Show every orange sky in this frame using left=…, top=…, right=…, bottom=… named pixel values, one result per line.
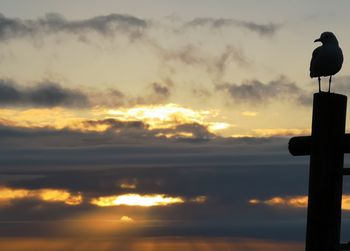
left=1, top=1, right=350, bottom=250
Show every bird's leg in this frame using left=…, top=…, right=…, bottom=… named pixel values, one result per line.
left=318, top=77, right=321, bottom=92
left=328, top=75, right=332, bottom=93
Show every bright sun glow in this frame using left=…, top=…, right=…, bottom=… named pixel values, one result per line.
left=106, top=104, right=229, bottom=132
left=91, top=193, right=185, bottom=207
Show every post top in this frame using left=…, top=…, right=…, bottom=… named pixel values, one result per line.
left=314, top=92, right=347, bottom=100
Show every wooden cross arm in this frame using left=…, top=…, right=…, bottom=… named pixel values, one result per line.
left=289, top=136, right=311, bottom=156
left=289, top=134, right=350, bottom=156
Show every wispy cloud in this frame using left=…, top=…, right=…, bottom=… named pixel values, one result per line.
left=183, top=17, right=281, bottom=36
left=0, top=13, right=146, bottom=41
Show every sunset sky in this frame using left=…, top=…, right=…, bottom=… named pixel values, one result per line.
left=1, top=1, right=350, bottom=250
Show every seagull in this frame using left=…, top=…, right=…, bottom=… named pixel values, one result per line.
left=310, top=31, right=343, bottom=92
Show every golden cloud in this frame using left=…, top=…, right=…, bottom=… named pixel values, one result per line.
left=231, top=128, right=310, bottom=138
left=249, top=195, right=350, bottom=210
left=0, top=187, right=83, bottom=206
left=120, top=215, right=134, bottom=223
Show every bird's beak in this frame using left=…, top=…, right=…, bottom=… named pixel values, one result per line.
left=314, top=38, right=321, bottom=43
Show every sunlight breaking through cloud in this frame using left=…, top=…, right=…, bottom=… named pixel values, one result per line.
left=0, top=103, right=232, bottom=138
left=90, top=193, right=185, bottom=207
left=106, top=104, right=230, bottom=132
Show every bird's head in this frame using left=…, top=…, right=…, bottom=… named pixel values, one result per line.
left=314, top=32, right=339, bottom=45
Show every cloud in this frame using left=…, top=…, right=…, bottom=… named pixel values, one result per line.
left=83, top=118, right=147, bottom=132
left=184, top=18, right=281, bottom=36
left=151, top=43, right=251, bottom=78
left=0, top=186, right=82, bottom=206
left=152, top=82, right=171, bottom=98
left=0, top=78, right=175, bottom=108
left=120, top=215, right=134, bottom=223
left=0, top=13, right=280, bottom=43
left=215, top=46, right=251, bottom=75
left=0, top=79, right=89, bottom=107
left=80, top=118, right=214, bottom=140
left=216, top=76, right=310, bottom=105
left=249, top=195, right=350, bottom=211
left=0, top=13, right=147, bottom=41
left=172, top=122, right=215, bottom=140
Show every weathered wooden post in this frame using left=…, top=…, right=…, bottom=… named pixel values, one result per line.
left=289, top=92, right=349, bottom=251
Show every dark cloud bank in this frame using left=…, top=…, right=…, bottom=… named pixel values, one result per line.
left=0, top=79, right=174, bottom=108
left=2, top=121, right=349, bottom=242
left=0, top=79, right=88, bottom=107
left=216, top=76, right=312, bottom=105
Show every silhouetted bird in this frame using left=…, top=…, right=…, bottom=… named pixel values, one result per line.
left=310, top=32, right=343, bottom=92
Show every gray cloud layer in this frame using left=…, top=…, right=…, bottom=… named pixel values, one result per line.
left=0, top=79, right=88, bottom=107
left=0, top=13, right=146, bottom=41
left=0, top=78, right=176, bottom=108
left=216, top=77, right=311, bottom=105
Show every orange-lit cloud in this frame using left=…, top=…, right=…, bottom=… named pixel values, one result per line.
left=0, top=187, right=83, bottom=206
left=0, top=187, right=206, bottom=208
left=251, top=128, right=310, bottom=137
left=231, top=128, right=310, bottom=138
left=120, top=216, right=134, bottom=223
left=90, top=193, right=184, bottom=207
left=249, top=195, right=350, bottom=210
left=0, top=108, right=88, bottom=129
left=189, top=195, right=207, bottom=203
left=119, top=180, right=137, bottom=190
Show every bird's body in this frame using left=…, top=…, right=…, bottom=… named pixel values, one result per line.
left=310, top=32, right=343, bottom=92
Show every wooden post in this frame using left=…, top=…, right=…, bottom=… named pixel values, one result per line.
left=306, top=93, right=347, bottom=251
left=290, top=92, right=347, bottom=251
